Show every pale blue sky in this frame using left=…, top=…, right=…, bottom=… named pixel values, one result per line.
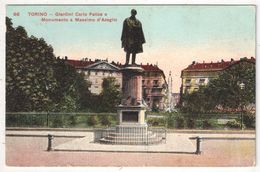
left=6, top=5, right=255, bottom=92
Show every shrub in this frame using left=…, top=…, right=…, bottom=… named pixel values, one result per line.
left=166, top=114, right=175, bottom=128
left=68, top=115, right=77, bottom=126
left=51, top=115, right=63, bottom=128
left=87, top=116, right=98, bottom=126
left=175, top=116, right=185, bottom=129
left=147, top=118, right=164, bottom=126
left=202, top=120, right=211, bottom=129
left=243, top=113, right=255, bottom=129
left=186, top=119, right=195, bottom=129
left=99, top=115, right=111, bottom=126
left=226, top=120, right=241, bottom=129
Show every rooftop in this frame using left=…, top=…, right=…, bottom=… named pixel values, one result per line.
left=183, top=57, right=255, bottom=71
left=66, top=59, right=95, bottom=68
left=66, top=58, right=164, bottom=73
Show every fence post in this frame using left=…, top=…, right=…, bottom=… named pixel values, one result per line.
left=47, top=112, right=49, bottom=128
left=195, top=136, right=202, bottom=155
left=147, top=127, right=149, bottom=145
left=164, top=128, right=167, bottom=143
left=47, top=134, right=54, bottom=151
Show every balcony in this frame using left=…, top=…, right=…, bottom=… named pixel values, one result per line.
left=147, top=92, right=164, bottom=97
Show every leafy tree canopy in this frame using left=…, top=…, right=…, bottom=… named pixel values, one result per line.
left=6, top=17, right=92, bottom=112
left=99, top=77, right=122, bottom=112
left=181, top=59, right=255, bottom=113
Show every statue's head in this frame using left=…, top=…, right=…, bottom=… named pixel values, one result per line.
left=131, top=9, right=137, bottom=16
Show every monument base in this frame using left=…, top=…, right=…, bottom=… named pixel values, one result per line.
left=117, top=105, right=146, bottom=125
left=96, top=65, right=166, bottom=145
left=99, top=124, right=165, bottom=145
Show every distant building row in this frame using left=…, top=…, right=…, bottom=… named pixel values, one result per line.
left=180, top=57, right=255, bottom=94
left=66, top=56, right=255, bottom=111
left=66, top=58, right=167, bottom=110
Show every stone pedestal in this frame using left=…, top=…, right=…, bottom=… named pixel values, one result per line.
left=98, top=65, right=165, bottom=145
left=121, top=66, right=144, bottom=106
left=117, top=105, right=147, bottom=126
left=118, top=66, right=146, bottom=126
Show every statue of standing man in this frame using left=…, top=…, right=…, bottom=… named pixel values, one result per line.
left=121, top=9, right=145, bottom=66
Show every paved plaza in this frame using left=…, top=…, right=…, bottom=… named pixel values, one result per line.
left=4, top=129, right=256, bottom=166
left=53, top=133, right=195, bottom=153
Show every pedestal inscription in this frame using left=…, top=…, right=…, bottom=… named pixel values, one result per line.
left=122, top=111, right=138, bottom=122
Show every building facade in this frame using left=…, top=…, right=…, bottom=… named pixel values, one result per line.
left=181, top=57, right=255, bottom=94
left=141, top=64, right=167, bottom=111
left=66, top=58, right=167, bottom=110
left=67, top=59, right=122, bottom=94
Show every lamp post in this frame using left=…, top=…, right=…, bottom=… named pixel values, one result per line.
left=239, top=82, right=245, bottom=130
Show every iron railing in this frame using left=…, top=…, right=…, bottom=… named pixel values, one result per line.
left=6, top=112, right=243, bottom=129
left=94, top=127, right=166, bottom=145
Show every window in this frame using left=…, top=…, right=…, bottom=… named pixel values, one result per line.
left=185, top=79, right=191, bottom=83
left=199, top=79, right=205, bottom=84
left=153, top=80, right=159, bottom=87
left=185, top=86, right=191, bottom=93
left=95, top=72, right=98, bottom=75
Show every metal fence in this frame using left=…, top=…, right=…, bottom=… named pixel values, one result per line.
left=6, top=112, right=243, bottom=129
left=94, top=127, right=166, bottom=145
left=6, top=112, right=117, bottom=128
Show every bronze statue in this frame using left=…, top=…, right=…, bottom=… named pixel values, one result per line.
left=121, top=9, right=145, bottom=65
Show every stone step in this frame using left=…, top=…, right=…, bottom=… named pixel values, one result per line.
left=106, top=131, right=155, bottom=137
left=104, top=133, right=158, bottom=140
left=99, top=137, right=163, bottom=145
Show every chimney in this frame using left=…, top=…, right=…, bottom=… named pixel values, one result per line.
left=231, top=58, right=234, bottom=62
left=221, top=59, right=224, bottom=62
left=192, top=61, right=196, bottom=65
left=64, top=56, right=68, bottom=60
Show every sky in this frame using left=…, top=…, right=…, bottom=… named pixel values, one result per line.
left=6, top=5, right=256, bottom=92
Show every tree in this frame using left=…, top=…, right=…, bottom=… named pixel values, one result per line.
left=208, top=59, right=255, bottom=110
left=6, top=17, right=57, bottom=111
left=181, top=59, right=255, bottom=113
left=49, top=58, right=92, bottom=112
left=99, top=77, right=121, bottom=112
left=6, top=17, right=92, bottom=112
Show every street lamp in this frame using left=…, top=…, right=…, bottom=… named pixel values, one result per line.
left=239, top=82, right=245, bottom=130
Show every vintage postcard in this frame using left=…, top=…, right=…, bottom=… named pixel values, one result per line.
left=1, top=1, right=258, bottom=171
